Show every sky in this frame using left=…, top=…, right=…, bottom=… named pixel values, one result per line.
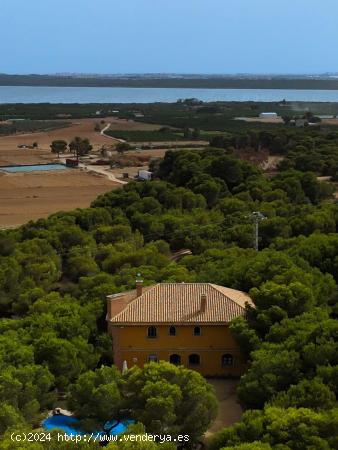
left=1, top=0, right=338, bottom=75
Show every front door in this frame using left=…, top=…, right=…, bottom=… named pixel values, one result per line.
left=169, top=354, right=181, bottom=365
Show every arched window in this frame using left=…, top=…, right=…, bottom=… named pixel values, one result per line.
left=189, top=354, right=200, bottom=366
left=170, top=354, right=181, bottom=365
left=148, top=355, right=158, bottom=363
left=169, top=326, right=176, bottom=336
left=193, top=326, right=201, bottom=336
left=147, top=326, right=157, bottom=338
left=222, top=354, right=234, bottom=367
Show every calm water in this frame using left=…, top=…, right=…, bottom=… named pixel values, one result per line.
left=1, top=86, right=338, bottom=103
left=0, top=164, right=68, bottom=173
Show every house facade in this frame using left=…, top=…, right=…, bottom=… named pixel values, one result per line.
left=107, top=282, right=253, bottom=377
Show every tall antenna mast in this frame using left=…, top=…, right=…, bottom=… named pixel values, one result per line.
left=250, top=211, right=266, bottom=251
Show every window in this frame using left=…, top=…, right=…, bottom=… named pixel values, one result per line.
left=169, top=354, right=181, bottom=365
left=222, top=354, right=234, bottom=367
left=148, top=355, right=158, bottom=363
left=169, top=326, right=176, bottom=336
left=188, top=354, right=200, bottom=366
left=147, top=326, right=157, bottom=338
left=193, top=326, right=201, bottom=336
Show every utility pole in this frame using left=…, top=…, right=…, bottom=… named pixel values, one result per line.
left=250, top=211, right=266, bottom=251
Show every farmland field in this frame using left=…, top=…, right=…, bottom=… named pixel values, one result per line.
left=0, top=117, right=133, bottom=226
left=0, top=170, right=119, bottom=228
left=0, top=115, right=184, bottom=226
left=0, top=117, right=119, bottom=166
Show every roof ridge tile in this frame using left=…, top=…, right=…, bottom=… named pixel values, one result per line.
left=109, top=282, right=252, bottom=324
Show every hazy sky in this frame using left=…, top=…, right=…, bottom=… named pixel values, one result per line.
left=1, top=0, right=337, bottom=75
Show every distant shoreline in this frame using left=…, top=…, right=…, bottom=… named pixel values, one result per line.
left=2, top=74, right=338, bottom=90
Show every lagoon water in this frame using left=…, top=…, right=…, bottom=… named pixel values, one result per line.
left=1, top=86, right=338, bottom=104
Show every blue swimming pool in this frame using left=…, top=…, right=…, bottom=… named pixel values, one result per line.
left=0, top=164, right=68, bottom=173
left=42, top=414, right=131, bottom=437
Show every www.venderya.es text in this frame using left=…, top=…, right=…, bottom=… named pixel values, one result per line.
left=11, top=432, right=190, bottom=444
left=59, top=432, right=190, bottom=443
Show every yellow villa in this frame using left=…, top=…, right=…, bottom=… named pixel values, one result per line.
left=106, top=281, right=253, bottom=377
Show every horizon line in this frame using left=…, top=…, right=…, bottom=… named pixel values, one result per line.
left=1, top=72, right=338, bottom=78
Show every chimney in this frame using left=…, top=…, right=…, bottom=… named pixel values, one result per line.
left=136, top=273, right=143, bottom=297
left=200, top=293, right=207, bottom=313
left=106, top=293, right=125, bottom=320
left=107, top=296, right=113, bottom=320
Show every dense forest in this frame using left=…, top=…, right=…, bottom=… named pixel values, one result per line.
left=0, top=128, right=338, bottom=448
left=210, top=127, right=338, bottom=178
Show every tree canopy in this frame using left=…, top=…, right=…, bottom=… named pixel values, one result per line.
left=0, top=125, right=338, bottom=446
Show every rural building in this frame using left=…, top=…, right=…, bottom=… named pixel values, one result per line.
left=107, top=282, right=253, bottom=377
left=101, top=149, right=113, bottom=158
left=65, top=158, right=79, bottom=167
left=138, top=169, right=153, bottom=181
left=259, top=112, right=278, bottom=119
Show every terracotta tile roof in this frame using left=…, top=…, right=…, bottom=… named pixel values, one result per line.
left=108, top=283, right=253, bottom=324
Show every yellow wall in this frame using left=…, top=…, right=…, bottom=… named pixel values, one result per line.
left=109, top=324, right=246, bottom=377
